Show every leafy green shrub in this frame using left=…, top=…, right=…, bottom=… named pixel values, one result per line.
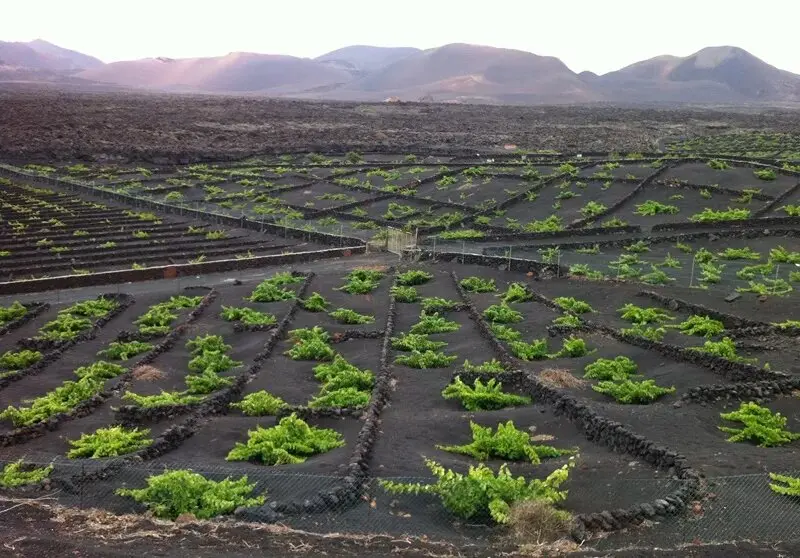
left=462, top=359, right=506, bottom=373
left=410, top=313, right=460, bottom=334
left=634, top=200, right=679, bottom=216
left=117, top=470, right=264, bottom=519
left=1, top=374, right=111, bottom=426
left=620, top=323, right=667, bottom=342
left=302, top=292, right=329, bottom=312
left=438, top=421, right=574, bottom=464
left=659, top=253, right=682, bottom=269
left=580, top=201, right=607, bottom=218
left=769, top=473, right=800, bottom=496
left=383, top=203, right=416, bottom=220
left=718, top=247, right=761, bottom=261
left=499, top=283, right=532, bottom=304
left=508, top=339, right=549, bottom=361
left=247, top=281, right=296, bottom=302
left=67, top=426, right=152, bottom=458
left=437, top=229, right=484, bottom=240
left=312, top=355, right=374, bottom=391
left=670, top=315, right=724, bottom=338
left=689, top=337, right=756, bottom=364
left=420, top=297, right=459, bottom=313
left=524, top=215, right=564, bottom=233
left=483, top=304, right=523, bottom=324
left=738, top=278, right=793, bottom=297
left=0, top=301, right=27, bottom=325
left=460, top=276, right=497, bottom=293
left=618, top=304, right=673, bottom=325
left=231, top=391, right=286, bottom=416
left=779, top=205, right=800, bottom=217
left=340, top=269, right=384, bottom=294
left=490, top=323, right=523, bottom=341
left=285, top=332, right=335, bottom=361
left=770, top=246, right=800, bottom=264
left=719, top=402, right=800, bottom=447
left=689, top=207, right=750, bottom=222
left=391, top=285, right=420, bottom=302
left=552, top=314, right=582, bottom=328
left=548, top=336, right=594, bottom=358
left=35, top=314, right=93, bottom=342
left=391, top=333, right=447, bottom=352
left=593, top=379, right=675, bottom=404
left=640, top=266, right=674, bottom=285
left=443, top=377, right=531, bottom=411
left=0, top=460, right=53, bottom=488
left=309, top=387, right=371, bottom=409
left=698, top=261, right=724, bottom=284
left=624, top=241, right=651, bottom=253
left=754, top=168, right=777, bottom=181
left=328, top=308, right=374, bottom=324
left=707, top=159, right=730, bottom=170
left=601, top=217, right=628, bottom=228
left=675, top=241, right=693, bottom=253
left=0, top=349, right=42, bottom=371
left=553, top=297, right=593, bottom=314
left=122, top=391, right=204, bottom=408
left=773, top=320, right=800, bottom=330
left=569, top=264, right=605, bottom=280
left=185, top=368, right=234, bottom=395
left=380, top=459, right=571, bottom=524
left=98, top=341, right=153, bottom=361
left=220, top=307, right=276, bottom=326
left=395, top=350, right=457, bottom=368
left=396, top=270, right=433, bottom=286
left=227, top=413, right=344, bottom=465
left=584, top=356, right=637, bottom=381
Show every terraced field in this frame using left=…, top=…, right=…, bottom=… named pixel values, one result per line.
left=1, top=148, right=799, bottom=555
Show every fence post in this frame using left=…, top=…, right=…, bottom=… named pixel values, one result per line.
left=461, top=241, right=466, bottom=264
left=689, top=256, right=696, bottom=288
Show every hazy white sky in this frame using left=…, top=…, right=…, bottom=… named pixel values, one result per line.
left=2, top=0, right=797, bottom=74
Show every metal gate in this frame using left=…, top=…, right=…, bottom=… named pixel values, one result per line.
left=387, top=227, right=417, bottom=256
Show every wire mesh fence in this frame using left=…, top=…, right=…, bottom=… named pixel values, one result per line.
left=1, top=456, right=799, bottom=547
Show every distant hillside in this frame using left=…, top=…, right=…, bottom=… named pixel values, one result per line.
left=79, top=52, right=352, bottom=93
left=595, top=46, right=800, bottom=103
left=0, top=39, right=102, bottom=71
left=315, top=45, right=420, bottom=73
left=5, top=39, right=800, bottom=104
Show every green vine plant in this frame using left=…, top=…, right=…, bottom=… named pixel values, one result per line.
left=483, top=304, right=523, bottom=324
left=553, top=297, right=594, bottom=314
left=391, top=333, right=447, bottom=352
left=769, top=473, right=800, bottom=497
left=552, top=314, right=582, bottom=328
left=593, top=379, right=676, bottom=404
left=421, top=297, right=460, bottom=313
left=396, top=270, right=433, bottom=286
left=618, top=303, right=674, bottom=325
left=437, top=421, right=575, bottom=464
left=490, top=323, right=523, bottom=342
left=285, top=327, right=335, bottom=361
left=443, top=377, right=531, bottom=411
left=620, top=323, right=667, bottom=342
left=309, top=355, right=374, bottom=408
left=67, top=426, right=152, bottom=458
left=0, top=301, right=27, bottom=326
left=509, top=338, right=549, bottom=360
left=116, top=470, right=265, bottom=519
left=302, top=292, right=330, bottom=312
left=668, top=315, right=724, bottom=338
left=390, top=285, right=420, bottom=303
left=689, top=337, right=757, bottom=364
left=231, top=390, right=287, bottom=416
left=98, top=341, right=153, bottom=361
left=328, top=308, right=375, bottom=325
left=339, top=268, right=384, bottom=294
left=220, top=307, right=277, bottom=326
left=583, top=356, right=637, bottom=381
left=379, top=459, right=573, bottom=524
left=226, top=413, right=344, bottom=465
left=0, top=349, right=42, bottom=372
left=0, top=460, right=53, bottom=488
left=719, top=402, right=800, bottom=447
left=460, top=276, right=497, bottom=293
left=409, top=313, right=460, bottom=334
left=462, top=359, right=507, bottom=373
left=395, top=350, right=457, bottom=369
left=500, top=283, right=533, bottom=304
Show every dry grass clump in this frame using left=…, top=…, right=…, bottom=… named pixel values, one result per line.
left=537, top=368, right=586, bottom=390
left=507, top=500, right=577, bottom=555
left=131, top=365, right=165, bottom=381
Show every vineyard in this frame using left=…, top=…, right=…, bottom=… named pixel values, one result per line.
left=1, top=147, right=800, bottom=555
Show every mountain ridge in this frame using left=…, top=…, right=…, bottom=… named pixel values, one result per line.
left=3, top=40, right=800, bottom=104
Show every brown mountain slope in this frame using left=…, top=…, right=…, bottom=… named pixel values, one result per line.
left=596, top=46, right=800, bottom=103
left=0, top=40, right=102, bottom=71
left=315, top=46, right=420, bottom=73
left=339, top=43, right=596, bottom=102
left=78, top=52, right=353, bottom=92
